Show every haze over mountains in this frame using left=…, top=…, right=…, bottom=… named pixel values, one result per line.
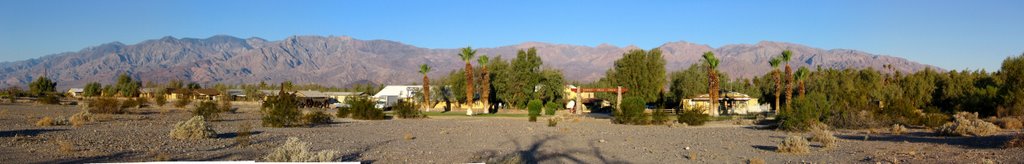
left=0, top=35, right=939, bottom=89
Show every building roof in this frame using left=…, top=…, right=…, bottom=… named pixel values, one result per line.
left=140, top=88, right=158, bottom=93
left=193, top=89, right=221, bottom=96
left=374, top=85, right=422, bottom=98
left=68, top=88, right=84, bottom=93
left=692, top=91, right=752, bottom=101
left=322, top=92, right=365, bottom=97
left=296, top=91, right=328, bottom=98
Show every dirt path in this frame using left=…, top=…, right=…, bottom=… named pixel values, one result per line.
left=1, top=103, right=1022, bottom=163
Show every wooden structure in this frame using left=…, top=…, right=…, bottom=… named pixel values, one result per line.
left=569, top=86, right=629, bottom=114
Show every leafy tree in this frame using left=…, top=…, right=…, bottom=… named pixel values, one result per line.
left=537, top=69, right=565, bottom=103
left=115, top=73, right=141, bottom=97
left=795, top=67, right=810, bottom=97
left=1000, top=53, right=1024, bottom=116
left=477, top=55, right=491, bottom=113
left=458, top=46, right=477, bottom=113
left=670, top=64, right=729, bottom=106
left=702, top=52, right=720, bottom=116
left=419, top=64, right=432, bottom=110
left=493, top=48, right=543, bottom=108
left=187, top=82, right=202, bottom=89
left=83, top=82, right=102, bottom=97
left=603, top=48, right=666, bottom=103
left=261, top=86, right=301, bottom=127
left=29, top=76, right=56, bottom=97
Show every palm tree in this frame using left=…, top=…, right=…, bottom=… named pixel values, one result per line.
left=419, top=64, right=432, bottom=111
left=477, top=55, right=490, bottom=114
left=795, top=66, right=810, bottom=97
left=458, top=46, right=477, bottom=115
left=769, top=57, right=782, bottom=114
left=781, top=50, right=794, bottom=111
left=702, top=51, right=720, bottom=116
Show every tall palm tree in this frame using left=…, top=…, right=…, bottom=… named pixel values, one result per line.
left=781, top=50, right=794, bottom=111
left=419, top=64, right=432, bottom=111
left=795, top=66, right=810, bottom=97
left=458, top=46, right=477, bottom=115
left=477, top=55, right=490, bottom=114
left=769, top=57, right=782, bottom=114
left=702, top=51, right=720, bottom=116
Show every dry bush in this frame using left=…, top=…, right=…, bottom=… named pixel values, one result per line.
left=300, top=111, right=332, bottom=126
left=36, top=116, right=67, bottom=126
left=995, top=118, right=1023, bottom=130
left=937, top=112, right=1000, bottom=136
left=1006, top=133, right=1024, bottom=148
left=808, top=123, right=838, bottom=148
left=263, top=137, right=338, bottom=162
left=236, top=124, right=252, bottom=148
left=891, top=124, right=908, bottom=135
left=547, top=117, right=560, bottom=127
left=777, top=135, right=810, bottom=153
left=57, top=139, right=75, bottom=153
left=748, top=157, right=766, bottom=164
left=169, top=116, right=217, bottom=140
left=89, top=97, right=126, bottom=114
left=0, top=108, right=8, bottom=117
left=69, top=110, right=94, bottom=127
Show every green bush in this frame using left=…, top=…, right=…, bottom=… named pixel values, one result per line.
left=301, top=111, right=332, bottom=126
left=393, top=100, right=424, bottom=119
left=262, top=90, right=301, bottom=127
left=336, top=107, right=351, bottom=118
left=677, top=108, right=708, bottom=126
left=349, top=96, right=385, bottom=120
left=779, top=93, right=830, bottom=131
left=154, top=94, right=167, bottom=107
left=36, top=94, right=60, bottom=105
left=614, top=97, right=648, bottom=125
left=136, top=97, right=150, bottom=107
left=544, top=101, right=559, bottom=116
left=651, top=109, right=671, bottom=125
left=528, top=99, right=542, bottom=122
left=174, top=98, right=192, bottom=108
left=89, top=97, right=125, bottom=114
left=192, top=101, right=220, bottom=120
left=121, top=98, right=141, bottom=109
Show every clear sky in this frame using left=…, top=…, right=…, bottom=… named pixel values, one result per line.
left=1, top=0, right=1021, bottom=71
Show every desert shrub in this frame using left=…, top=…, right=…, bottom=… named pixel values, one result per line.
left=262, top=90, right=301, bottom=127
left=36, top=116, right=57, bottom=126
left=191, top=101, right=220, bottom=120
left=89, top=97, right=126, bottom=114
left=136, top=97, right=150, bottom=107
left=937, top=112, right=1000, bottom=136
left=548, top=117, right=559, bottom=127
left=168, top=116, right=216, bottom=140
left=544, top=101, right=559, bottom=116
left=174, top=98, right=192, bottom=108
left=780, top=93, right=830, bottom=131
left=1006, top=133, right=1024, bottom=148
left=154, top=94, right=167, bottom=107
left=677, top=107, right=709, bottom=126
left=777, top=135, right=810, bottom=153
left=335, top=107, right=351, bottom=118
left=263, top=137, right=338, bottom=162
left=651, top=109, right=670, bottom=125
left=70, top=110, right=93, bottom=127
left=393, top=100, right=424, bottom=119
left=748, top=157, right=766, bottom=164
left=528, top=99, right=542, bottom=122
left=995, top=118, right=1023, bottom=130
left=300, top=111, right=332, bottom=126
left=121, top=98, right=141, bottom=109
left=808, top=123, right=838, bottom=148
left=218, top=96, right=234, bottom=113
left=891, top=124, right=908, bottom=135
left=614, top=97, right=648, bottom=125
left=236, top=124, right=252, bottom=148
left=349, top=96, right=385, bottom=120
left=920, top=113, right=950, bottom=128
left=36, top=94, right=60, bottom=105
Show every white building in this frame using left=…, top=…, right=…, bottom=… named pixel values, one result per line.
left=373, top=85, right=423, bottom=108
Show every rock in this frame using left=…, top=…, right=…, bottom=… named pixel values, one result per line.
left=599, top=139, right=607, bottom=143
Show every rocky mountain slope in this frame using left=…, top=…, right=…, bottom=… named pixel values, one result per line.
left=0, top=35, right=939, bottom=88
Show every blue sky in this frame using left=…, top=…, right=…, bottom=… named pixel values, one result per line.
left=1, top=0, right=1021, bottom=71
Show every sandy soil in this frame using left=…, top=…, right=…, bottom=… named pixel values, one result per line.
left=1, top=103, right=1022, bottom=163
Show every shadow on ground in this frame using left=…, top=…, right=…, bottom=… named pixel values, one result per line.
left=474, top=135, right=628, bottom=164
left=836, top=132, right=1013, bottom=149
left=0, top=129, right=65, bottom=137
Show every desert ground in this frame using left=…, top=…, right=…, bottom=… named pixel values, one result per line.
left=1, top=103, right=1022, bottom=163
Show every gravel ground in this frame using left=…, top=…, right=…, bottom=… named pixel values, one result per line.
left=1, top=103, right=1023, bottom=163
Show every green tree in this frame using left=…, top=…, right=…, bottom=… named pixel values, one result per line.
left=670, top=64, right=729, bottom=107
left=83, top=82, right=102, bottom=97
left=29, top=76, right=56, bottom=97
left=702, top=52, right=720, bottom=116
left=1000, top=53, right=1024, bottom=116
left=419, top=64, right=432, bottom=110
left=537, top=69, right=565, bottom=103
left=795, top=67, right=810, bottom=97
left=494, top=48, right=543, bottom=108
left=187, top=82, right=202, bottom=89
left=261, top=86, right=301, bottom=127
left=603, top=48, right=666, bottom=103
left=115, top=73, right=141, bottom=97
left=458, top=46, right=477, bottom=113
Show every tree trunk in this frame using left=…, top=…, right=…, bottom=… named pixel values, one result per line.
left=785, top=64, right=793, bottom=111
left=481, top=66, right=490, bottom=114
left=708, top=68, right=719, bottom=116
left=423, top=75, right=431, bottom=111
left=798, top=81, right=805, bottom=98
left=774, top=71, right=781, bottom=114
left=465, top=62, right=474, bottom=114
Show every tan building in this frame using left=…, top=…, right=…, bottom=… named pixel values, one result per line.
left=683, top=91, right=765, bottom=116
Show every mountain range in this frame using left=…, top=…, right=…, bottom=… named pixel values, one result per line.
left=0, top=35, right=940, bottom=89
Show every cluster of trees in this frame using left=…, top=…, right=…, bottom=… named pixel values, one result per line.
left=431, top=47, right=566, bottom=112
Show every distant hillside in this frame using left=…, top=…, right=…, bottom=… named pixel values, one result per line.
left=0, top=35, right=940, bottom=89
